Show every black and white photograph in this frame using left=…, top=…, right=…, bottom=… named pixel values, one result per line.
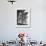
left=16, top=8, right=31, bottom=28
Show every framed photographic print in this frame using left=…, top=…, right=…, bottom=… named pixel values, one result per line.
left=16, top=8, right=31, bottom=28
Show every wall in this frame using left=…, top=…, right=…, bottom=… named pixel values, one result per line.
left=0, top=0, right=46, bottom=41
